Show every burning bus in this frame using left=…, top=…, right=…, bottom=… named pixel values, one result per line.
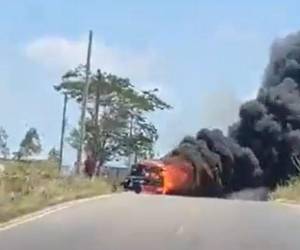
left=122, top=150, right=223, bottom=196
left=121, top=130, right=265, bottom=197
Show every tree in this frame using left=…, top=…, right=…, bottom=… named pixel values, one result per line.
left=119, top=88, right=169, bottom=163
left=48, top=147, right=60, bottom=162
left=0, top=127, right=9, bottom=158
left=124, top=116, right=158, bottom=163
left=55, top=66, right=171, bottom=167
left=18, top=128, right=42, bottom=158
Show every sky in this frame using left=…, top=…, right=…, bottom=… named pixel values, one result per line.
left=1, top=0, right=300, bottom=165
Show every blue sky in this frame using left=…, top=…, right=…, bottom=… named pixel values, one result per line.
left=1, top=1, right=300, bottom=164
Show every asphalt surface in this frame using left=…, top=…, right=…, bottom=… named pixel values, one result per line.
left=225, top=187, right=270, bottom=201
left=0, top=193, right=300, bottom=250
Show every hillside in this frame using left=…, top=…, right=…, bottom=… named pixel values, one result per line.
left=0, top=160, right=112, bottom=223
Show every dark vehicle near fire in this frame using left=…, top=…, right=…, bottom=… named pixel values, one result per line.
left=121, top=161, right=164, bottom=194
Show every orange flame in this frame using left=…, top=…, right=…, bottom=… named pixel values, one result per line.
left=162, top=163, right=192, bottom=194
left=139, top=158, right=195, bottom=195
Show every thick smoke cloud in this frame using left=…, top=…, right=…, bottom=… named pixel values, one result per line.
left=169, top=129, right=263, bottom=193
left=169, top=31, right=300, bottom=193
left=232, top=31, right=300, bottom=187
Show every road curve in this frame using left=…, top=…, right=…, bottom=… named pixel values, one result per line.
left=0, top=193, right=300, bottom=250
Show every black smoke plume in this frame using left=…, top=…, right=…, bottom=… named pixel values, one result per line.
left=169, top=31, right=300, bottom=193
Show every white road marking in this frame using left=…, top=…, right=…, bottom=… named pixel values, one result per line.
left=0, top=194, right=112, bottom=232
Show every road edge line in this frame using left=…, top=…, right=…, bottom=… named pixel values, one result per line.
left=273, top=198, right=300, bottom=208
left=0, top=194, right=112, bottom=232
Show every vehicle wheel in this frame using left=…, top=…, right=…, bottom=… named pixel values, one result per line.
left=134, top=184, right=142, bottom=194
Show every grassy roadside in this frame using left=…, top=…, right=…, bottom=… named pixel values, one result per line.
left=0, top=160, right=113, bottom=223
left=271, top=176, right=300, bottom=203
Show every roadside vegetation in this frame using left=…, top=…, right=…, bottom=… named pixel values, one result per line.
left=271, top=176, right=300, bottom=203
left=0, top=160, right=112, bottom=223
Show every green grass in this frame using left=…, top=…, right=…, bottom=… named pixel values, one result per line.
left=0, top=160, right=113, bottom=223
left=271, top=176, right=300, bottom=203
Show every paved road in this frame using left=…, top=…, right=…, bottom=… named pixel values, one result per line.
left=0, top=193, right=300, bottom=250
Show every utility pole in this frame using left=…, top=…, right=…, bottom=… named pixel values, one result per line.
left=128, top=111, right=134, bottom=168
left=94, top=73, right=101, bottom=135
left=59, top=93, right=68, bottom=171
left=76, top=30, right=93, bottom=174
left=94, top=70, right=101, bottom=176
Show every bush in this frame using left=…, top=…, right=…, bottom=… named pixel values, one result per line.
left=271, top=176, right=300, bottom=203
